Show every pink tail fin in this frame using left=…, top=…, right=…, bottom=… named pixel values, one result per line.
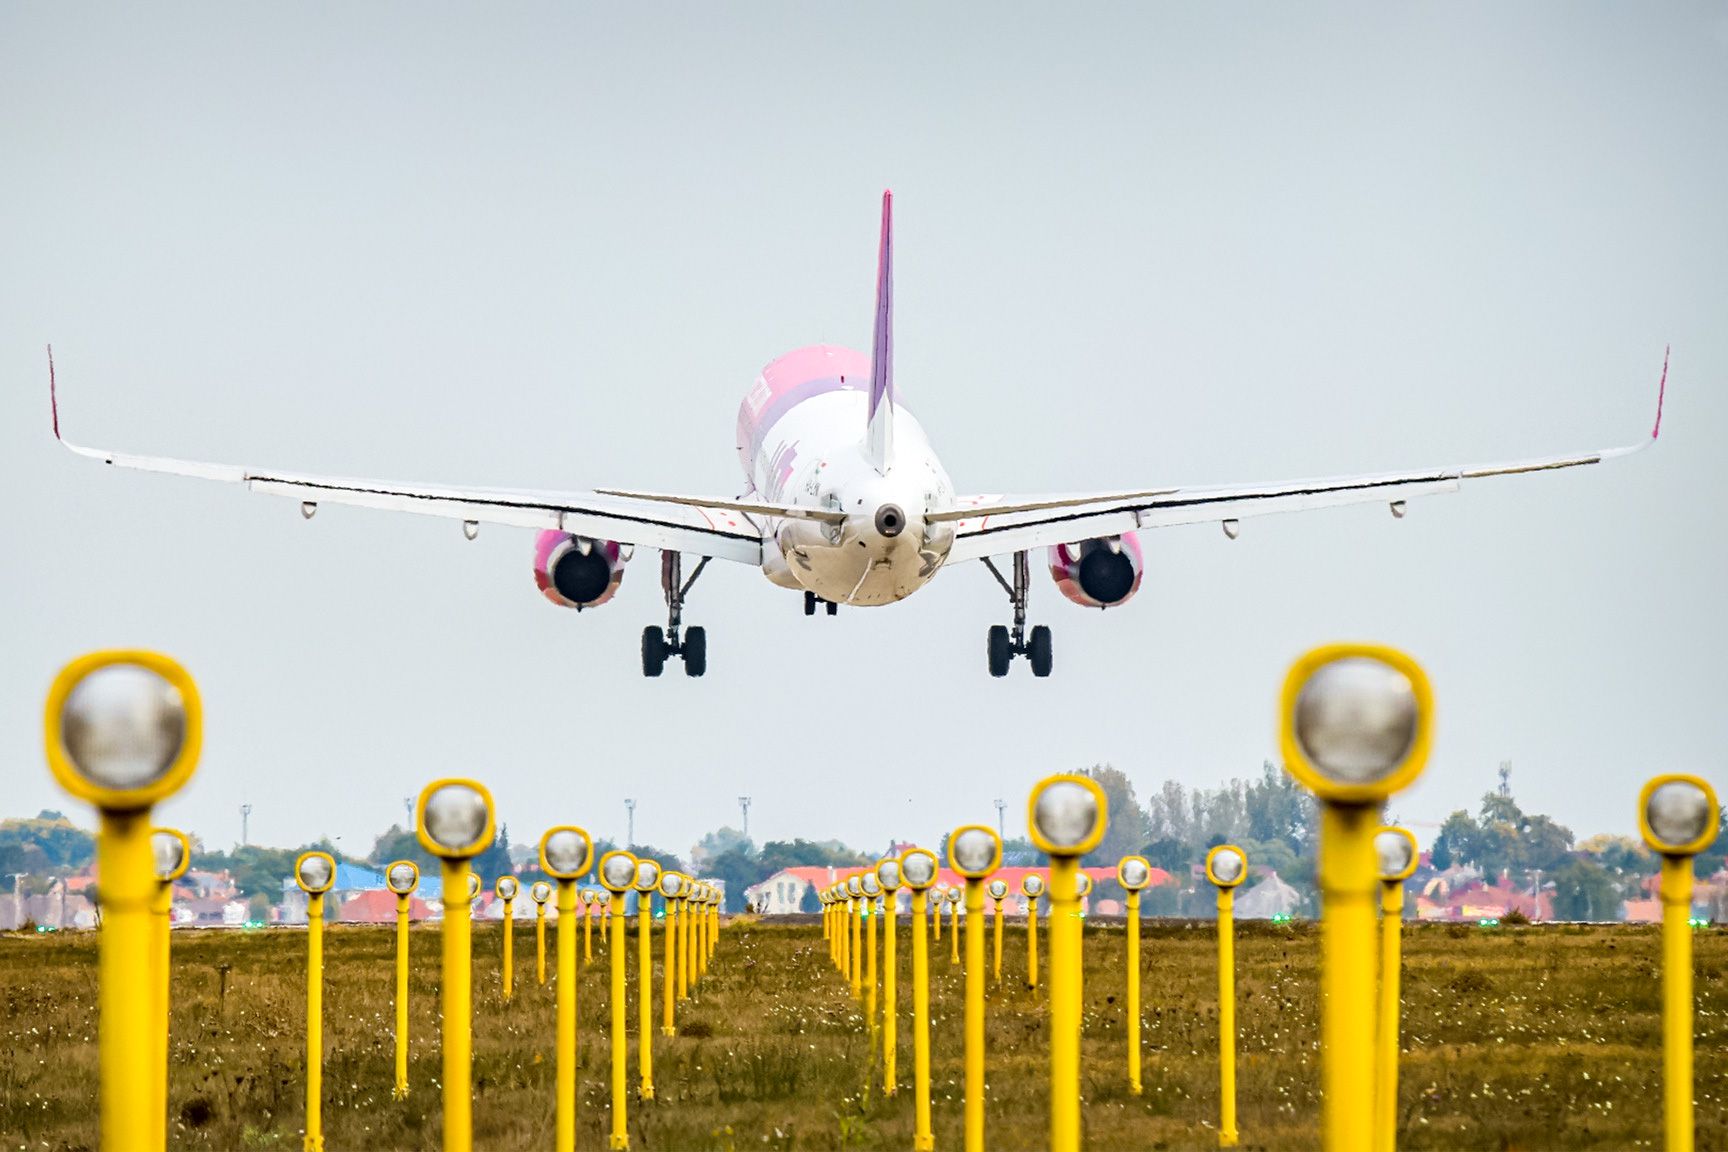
left=867, top=190, right=894, bottom=474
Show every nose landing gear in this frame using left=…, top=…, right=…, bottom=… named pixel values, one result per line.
left=982, top=551, right=1053, bottom=677
left=643, top=552, right=710, bottom=677
left=804, top=591, right=839, bottom=617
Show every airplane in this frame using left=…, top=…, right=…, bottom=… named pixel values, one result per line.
left=50, top=190, right=1665, bottom=679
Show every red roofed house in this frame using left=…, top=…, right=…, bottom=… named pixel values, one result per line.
left=338, top=888, right=434, bottom=923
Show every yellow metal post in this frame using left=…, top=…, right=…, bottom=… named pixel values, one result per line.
left=585, top=896, right=595, bottom=961
left=440, top=860, right=475, bottom=1152
left=536, top=901, right=548, bottom=986
left=679, top=897, right=692, bottom=1001
left=1047, top=857, right=1082, bottom=1152
left=1373, top=880, right=1404, bottom=1152
left=963, top=880, right=987, bottom=1152
left=1218, top=886, right=1238, bottom=1147
left=663, top=895, right=678, bottom=1034
left=866, top=896, right=879, bottom=1032
left=1662, top=855, right=1696, bottom=1152
left=911, top=888, right=933, bottom=1152
left=1126, top=889, right=1142, bottom=1096
left=609, top=893, right=629, bottom=1149
left=992, top=896, right=1003, bottom=984
left=151, top=880, right=172, bottom=1152
left=555, top=880, right=578, bottom=1152
left=850, top=896, right=863, bottom=999
left=1318, top=804, right=1376, bottom=1152
left=883, top=892, right=899, bottom=1096
left=97, top=811, right=156, bottom=1149
left=710, top=899, right=719, bottom=961
left=394, top=893, right=411, bottom=1099
left=501, top=896, right=515, bottom=1003
left=638, top=892, right=656, bottom=1098
left=933, top=893, right=941, bottom=943
left=1026, top=894, right=1039, bottom=992
left=304, top=892, right=325, bottom=1152
left=697, top=896, right=708, bottom=980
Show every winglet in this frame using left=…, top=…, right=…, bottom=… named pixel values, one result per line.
left=1652, top=344, right=1668, bottom=440
left=47, top=344, right=60, bottom=440
left=866, top=189, right=894, bottom=474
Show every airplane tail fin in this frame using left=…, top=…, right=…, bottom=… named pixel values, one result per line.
left=866, top=190, right=894, bottom=475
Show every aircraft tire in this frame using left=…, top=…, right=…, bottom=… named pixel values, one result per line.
left=642, top=626, right=667, bottom=677
left=684, top=626, right=707, bottom=677
left=1028, top=625, right=1053, bottom=678
left=987, top=625, right=1012, bottom=677
left=804, top=591, right=816, bottom=616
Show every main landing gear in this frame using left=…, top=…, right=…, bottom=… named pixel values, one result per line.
left=982, top=550, right=1052, bottom=678
left=643, top=553, right=710, bottom=677
left=804, top=591, right=839, bottom=616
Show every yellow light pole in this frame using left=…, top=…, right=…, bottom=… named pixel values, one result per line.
left=150, top=826, right=191, bottom=1152
left=293, top=851, right=337, bottom=1152
left=583, top=888, right=598, bottom=961
left=947, top=888, right=962, bottom=965
left=1205, top=845, right=1249, bottom=1146
left=1029, top=774, right=1110, bottom=1152
left=827, top=886, right=840, bottom=972
left=385, top=861, right=420, bottom=1100
left=1279, top=644, right=1433, bottom=1152
left=1116, top=855, right=1153, bottom=1097
left=932, top=884, right=943, bottom=945
left=659, top=871, right=688, bottom=1028
left=987, top=879, right=1008, bottom=984
left=46, top=650, right=203, bottom=1152
left=678, top=880, right=694, bottom=1001
left=840, top=883, right=853, bottom=978
left=1021, top=874, right=1045, bottom=993
left=876, top=859, right=903, bottom=1097
left=1370, top=827, right=1417, bottom=1152
left=1638, top=774, right=1720, bottom=1152
left=495, top=876, right=520, bottom=1004
left=847, top=874, right=865, bottom=999
left=598, top=850, right=638, bottom=1149
left=417, top=781, right=497, bottom=1152
left=539, top=826, right=595, bottom=1152
left=899, top=848, right=940, bottom=1152
left=632, top=858, right=662, bottom=1100
left=696, top=884, right=712, bottom=981
left=949, top=824, right=1004, bottom=1152
left=862, top=873, right=882, bottom=1033
left=709, top=885, right=721, bottom=962
left=530, top=881, right=552, bottom=987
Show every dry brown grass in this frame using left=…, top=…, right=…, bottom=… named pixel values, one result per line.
left=1, top=917, right=1724, bottom=1149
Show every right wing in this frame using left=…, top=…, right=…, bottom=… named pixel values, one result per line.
left=48, top=349, right=804, bottom=565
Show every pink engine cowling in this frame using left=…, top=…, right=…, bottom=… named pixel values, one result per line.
left=534, top=530, right=630, bottom=610
left=1048, top=533, right=1144, bottom=608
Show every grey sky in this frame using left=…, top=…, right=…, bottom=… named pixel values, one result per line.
left=4, top=6, right=1725, bottom=860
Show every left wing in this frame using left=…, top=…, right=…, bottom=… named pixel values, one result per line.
left=943, top=352, right=1667, bottom=563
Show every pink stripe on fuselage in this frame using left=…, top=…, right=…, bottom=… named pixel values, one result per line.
left=736, top=344, right=872, bottom=474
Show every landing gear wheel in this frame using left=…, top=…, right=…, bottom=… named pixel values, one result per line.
left=987, top=625, right=1012, bottom=678
left=683, top=626, right=707, bottom=677
left=804, top=591, right=817, bottom=616
left=826, top=599, right=838, bottom=616
left=1027, top=625, right=1053, bottom=678
left=642, top=626, right=667, bottom=677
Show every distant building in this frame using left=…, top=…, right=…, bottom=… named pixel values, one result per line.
left=1235, top=871, right=1303, bottom=919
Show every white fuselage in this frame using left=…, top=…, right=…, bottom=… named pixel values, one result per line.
left=744, top=388, right=956, bottom=606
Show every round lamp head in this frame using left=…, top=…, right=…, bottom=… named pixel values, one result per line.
left=876, top=858, right=902, bottom=892
left=659, top=872, right=685, bottom=899
left=600, top=850, right=638, bottom=892
left=1640, top=775, right=1720, bottom=857
left=46, top=652, right=202, bottom=810
left=295, top=850, right=335, bottom=895
left=1021, top=873, right=1045, bottom=899
left=496, top=875, right=520, bottom=901
left=1117, top=855, right=1152, bottom=892
left=530, top=880, right=552, bottom=905
left=466, top=872, right=482, bottom=901
left=861, top=874, right=881, bottom=899
left=386, top=861, right=420, bottom=895
left=987, top=879, right=1008, bottom=900
left=1028, top=775, right=1108, bottom=857
left=1374, top=827, right=1419, bottom=882
left=151, top=827, right=190, bottom=883
left=846, top=874, right=863, bottom=898
left=1206, top=845, right=1248, bottom=889
left=416, top=779, right=496, bottom=859
left=948, top=825, right=1004, bottom=879
left=581, top=888, right=598, bottom=907
left=1281, top=645, right=1432, bottom=803
left=539, top=826, right=594, bottom=880
left=634, top=858, right=662, bottom=893
left=1075, top=872, right=1093, bottom=898
left=899, top=848, right=938, bottom=891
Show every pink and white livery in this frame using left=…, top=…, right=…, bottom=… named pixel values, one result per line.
left=50, top=190, right=1666, bottom=678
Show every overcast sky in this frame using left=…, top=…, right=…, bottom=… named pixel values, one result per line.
left=4, top=5, right=1725, bottom=861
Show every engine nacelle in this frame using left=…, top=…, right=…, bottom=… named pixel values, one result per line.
left=1048, top=533, right=1143, bottom=608
left=534, top=530, right=631, bottom=610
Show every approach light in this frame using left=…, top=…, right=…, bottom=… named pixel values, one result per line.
left=878, top=858, right=902, bottom=891
left=387, top=859, right=419, bottom=1099
left=898, top=846, right=940, bottom=1151
left=987, top=879, right=1008, bottom=900
left=1207, top=846, right=1247, bottom=889
left=948, top=825, right=1003, bottom=879
left=597, top=850, right=638, bottom=1149
left=497, top=875, right=520, bottom=902
left=387, top=862, right=419, bottom=896
left=1641, top=776, right=1719, bottom=856
left=49, top=655, right=199, bottom=806
left=901, top=849, right=938, bottom=891
left=635, top=859, right=662, bottom=893
left=531, top=880, right=552, bottom=904
left=862, top=873, right=882, bottom=898
left=1117, top=856, right=1151, bottom=892
left=1075, top=873, right=1092, bottom=898
left=601, top=851, right=638, bottom=893
left=1028, top=776, right=1107, bottom=856
left=848, top=874, right=864, bottom=898
left=296, top=851, right=335, bottom=895
left=540, top=828, right=595, bottom=880
left=1283, top=647, right=1432, bottom=801
left=1021, top=874, right=1045, bottom=899
left=417, top=780, right=496, bottom=859
left=659, top=871, right=683, bottom=899
left=1374, top=827, right=1419, bottom=882
left=152, top=828, right=189, bottom=883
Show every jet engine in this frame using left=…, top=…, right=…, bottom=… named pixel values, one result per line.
left=1048, top=533, right=1143, bottom=608
left=534, top=530, right=631, bottom=609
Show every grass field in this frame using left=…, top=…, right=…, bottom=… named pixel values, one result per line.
left=2, top=917, right=1724, bottom=1150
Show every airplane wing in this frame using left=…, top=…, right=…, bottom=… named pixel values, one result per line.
left=943, top=352, right=1667, bottom=564
left=48, top=350, right=787, bottom=565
